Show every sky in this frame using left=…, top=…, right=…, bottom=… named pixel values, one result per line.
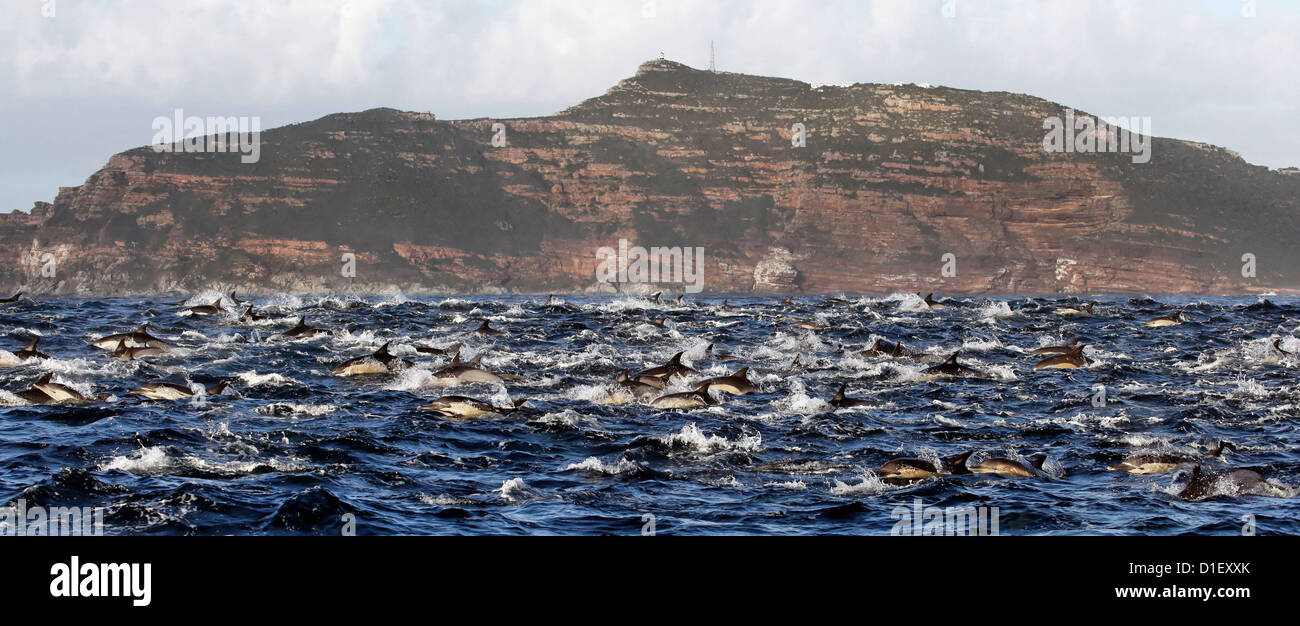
left=1, top=0, right=1297, bottom=212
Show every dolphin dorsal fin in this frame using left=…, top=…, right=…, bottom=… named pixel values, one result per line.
left=467, top=351, right=485, bottom=366
left=722, top=300, right=728, bottom=307
left=135, top=323, right=150, bottom=333
left=667, top=351, right=683, bottom=365
left=1030, top=454, right=1048, bottom=470
left=945, top=352, right=960, bottom=364
left=704, top=343, right=714, bottom=356
left=1069, top=344, right=1086, bottom=356
left=731, top=367, right=750, bottom=379
left=293, top=318, right=307, bottom=329
left=375, top=342, right=391, bottom=356
left=23, top=337, right=39, bottom=351
left=449, top=350, right=461, bottom=365
left=113, top=338, right=127, bottom=354
left=833, top=383, right=846, bottom=402
left=869, top=338, right=881, bottom=350
left=36, top=372, right=53, bottom=385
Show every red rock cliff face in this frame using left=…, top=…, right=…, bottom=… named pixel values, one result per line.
left=3, top=59, right=1298, bottom=296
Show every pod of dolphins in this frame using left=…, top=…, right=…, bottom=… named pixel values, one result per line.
left=2, top=290, right=1295, bottom=502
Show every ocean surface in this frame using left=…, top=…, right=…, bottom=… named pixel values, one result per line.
left=2, top=292, right=1297, bottom=535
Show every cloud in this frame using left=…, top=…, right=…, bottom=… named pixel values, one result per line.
left=1, top=0, right=1296, bottom=211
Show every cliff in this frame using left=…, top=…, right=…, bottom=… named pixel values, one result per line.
left=3, top=59, right=1298, bottom=296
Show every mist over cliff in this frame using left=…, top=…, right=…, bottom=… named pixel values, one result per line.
left=4, top=59, right=1298, bottom=296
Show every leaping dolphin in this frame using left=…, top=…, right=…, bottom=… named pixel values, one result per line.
left=31, top=373, right=102, bottom=404
left=1054, top=302, right=1095, bottom=316
left=332, top=342, right=413, bottom=377
left=633, top=351, right=698, bottom=383
left=1030, top=338, right=1082, bottom=355
left=615, top=370, right=665, bottom=400
left=967, top=453, right=1050, bottom=478
left=419, top=396, right=526, bottom=420
left=92, top=323, right=175, bottom=351
left=1108, top=442, right=1236, bottom=475
left=130, top=380, right=230, bottom=401
left=181, top=299, right=225, bottom=316
left=0, top=292, right=22, bottom=304
left=650, top=383, right=717, bottom=409
left=1032, top=344, right=1090, bottom=370
left=111, top=338, right=164, bottom=362
left=282, top=317, right=331, bottom=338
left=1176, top=464, right=1295, bottom=500
left=1144, top=310, right=1184, bottom=328
left=879, top=451, right=974, bottom=481
left=697, top=367, right=759, bottom=396
left=428, top=350, right=505, bottom=386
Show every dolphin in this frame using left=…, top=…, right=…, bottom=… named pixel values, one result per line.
left=1144, top=310, right=1184, bottom=327
left=829, top=383, right=871, bottom=408
left=92, top=323, right=175, bottom=351
left=720, top=300, right=740, bottom=312
left=1108, top=442, right=1236, bottom=475
left=1032, top=344, right=1090, bottom=370
left=647, top=292, right=662, bottom=303
left=857, top=338, right=906, bottom=359
left=239, top=305, right=266, bottom=323
left=967, top=454, right=1049, bottom=478
left=615, top=370, right=665, bottom=400
left=16, top=386, right=57, bottom=404
left=1054, top=302, right=1095, bottom=316
left=111, top=338, right=164, bottom=362
left=650, top=383, right=717, bottom=409
left=1176, top=465, right=1294, bottom=500
left=823, top=297, right=851, bottom=305
left=633, top=351, right=698, bottom=383
left=1272, top=339, right=1293, bottom=357
left=697, top=367, right=759, bottom=396
left=182, top=299, right=225, bottom=316
left=879, top=451, right=974, bottom=481
left=228, top=291, right=247, bottom=305
left=13, top=337, right=51, bottom=361
left=921, top=352, right=984, bottom=378
left=670, top=295, right=685, bottom=305
left=922, top=293, right=950, bottom=310
left=282, top=317, right=331, bottom=338
left=777, top=296, right=794, bottom=305
left=791, top=320, right=832, bottom=330
left=428, top=350, right=505, bottom=386
left=130, top=380, right=230, bottom=401
left=415, top=342, right=461, bottom=356
left=470, top=320, right=504, bottom=336
left=31, top=373, right=100, bottom=404
left=702, top=343, right=736, bottom=361
left=1030, top=338, right=1082, bottom=355
left=419, top=396, right=526, bottom=420
left=332, top=342, right=413, bottom=377
left=0, top=292, right=22, bottom=304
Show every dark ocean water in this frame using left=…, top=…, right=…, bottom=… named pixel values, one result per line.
left=1, top=292, right=1297, bottom=535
